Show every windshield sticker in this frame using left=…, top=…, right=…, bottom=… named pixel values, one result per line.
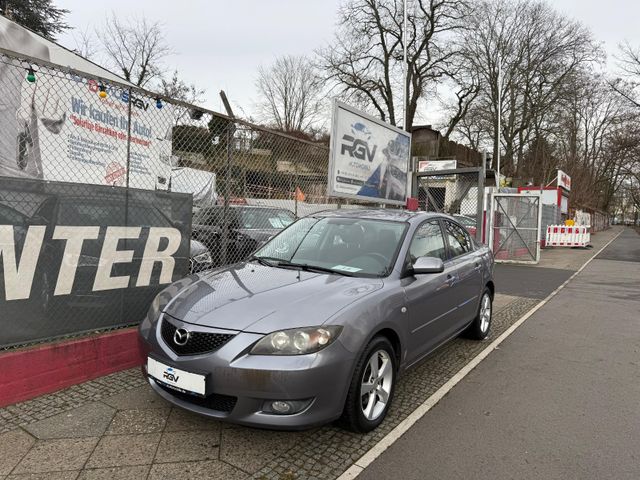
left=333, top=265, right=362, bottom=273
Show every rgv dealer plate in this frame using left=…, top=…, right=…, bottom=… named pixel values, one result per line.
left=147, top=357, right=206, bottom=396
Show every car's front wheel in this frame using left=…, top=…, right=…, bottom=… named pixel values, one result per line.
left=340, top=336, right=396, bottom=433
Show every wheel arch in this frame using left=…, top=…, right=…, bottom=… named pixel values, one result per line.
left=486, top=280, right=495, bottom=298
left=373, top=327, right=402, bottom=367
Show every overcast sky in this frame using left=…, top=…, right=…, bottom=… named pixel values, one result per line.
left=57, top=0, right=640, bottom=123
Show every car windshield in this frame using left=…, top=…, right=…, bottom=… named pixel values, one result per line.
left=253, top=216, right=407, bottom=277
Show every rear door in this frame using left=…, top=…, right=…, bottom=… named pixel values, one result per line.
left=403, top=219, right=459, bottom=363
left=442, top=219, right=483, bottom=329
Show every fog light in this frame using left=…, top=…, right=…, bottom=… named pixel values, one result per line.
left=262, top=398, right=313, bottom=415
left=271, top=401, right=291, bottom=414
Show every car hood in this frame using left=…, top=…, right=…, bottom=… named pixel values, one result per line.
left=162, top=263, right=383, bottom=334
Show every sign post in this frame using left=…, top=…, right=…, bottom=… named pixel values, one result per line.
left=327, top=100, right=411, bottom=206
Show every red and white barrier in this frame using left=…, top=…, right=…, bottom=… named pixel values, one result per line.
left=545, top=225, right=591, bottom=247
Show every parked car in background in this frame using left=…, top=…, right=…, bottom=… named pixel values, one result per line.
left=139, top=210, right=495, bottom=433
left=191, top=205, right=296, bottom=266
left=189, top=239, right=213, bottom=273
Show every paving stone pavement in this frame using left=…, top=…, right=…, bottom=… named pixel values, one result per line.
left=0, top=294, right=538, bottom=480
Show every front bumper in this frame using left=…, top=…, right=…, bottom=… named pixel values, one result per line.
left=138, top=315, right=356, bottom=430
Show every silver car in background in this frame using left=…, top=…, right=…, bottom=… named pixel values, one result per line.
left=138, top=210, right=494, bottom=432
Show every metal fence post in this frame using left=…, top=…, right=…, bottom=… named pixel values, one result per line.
left=221, top=124, right=232, bottom=266
left=477, top=164, right=485, bottom=244
left=294, top=158, right=299, bottom=217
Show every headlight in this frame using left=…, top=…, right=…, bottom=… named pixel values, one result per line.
left=250, top=326, right=343, bottom=355
left=192, top=251, right=212, bottom=264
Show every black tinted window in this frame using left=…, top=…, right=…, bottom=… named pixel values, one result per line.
left=408, top=221, right=446, bottom=261
left=444, top=220, right=472, bottom=258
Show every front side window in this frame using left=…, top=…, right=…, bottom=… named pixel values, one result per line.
left=408, top=221, right=447, bottom=262
left=254, top=217, right=407, bottom=277
left=444, top=220, right=472, bottom=258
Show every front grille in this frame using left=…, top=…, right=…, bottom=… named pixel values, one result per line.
left=161, top=318, right=235, bottom=356
left=157, top=382, right=237, bottom=413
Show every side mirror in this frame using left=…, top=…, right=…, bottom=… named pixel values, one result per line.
left=412, top=256, right=444, bottom=274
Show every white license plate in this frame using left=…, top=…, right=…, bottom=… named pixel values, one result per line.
left=147, top=357, right=206, bottom=396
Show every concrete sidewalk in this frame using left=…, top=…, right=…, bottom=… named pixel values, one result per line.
left=0, top=227, right=623, bottom=480
left=359, top=228, right=640, bottom=480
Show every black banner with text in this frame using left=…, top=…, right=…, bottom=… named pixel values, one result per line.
left=0, top=177, right=192, bottom=348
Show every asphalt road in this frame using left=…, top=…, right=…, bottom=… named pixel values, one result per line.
left=493, top=264, right=574, bottom=299
left=359, top=228, right=640, bottom=480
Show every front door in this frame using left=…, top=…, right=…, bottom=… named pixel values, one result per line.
left=442, top=220, right=483, bottom=328
left=403, top=220, right=460, bottom=364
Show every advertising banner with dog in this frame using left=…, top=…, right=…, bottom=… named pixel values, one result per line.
left=327, top=100, right=411, bottom=206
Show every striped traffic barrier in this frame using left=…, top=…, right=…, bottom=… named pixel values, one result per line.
left=545, top=225, right=591, bottom=247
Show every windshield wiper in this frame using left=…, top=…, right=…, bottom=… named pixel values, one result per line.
left=290, top=263, right=356, bottom=277
left=249, top=256, right=300, bottom=270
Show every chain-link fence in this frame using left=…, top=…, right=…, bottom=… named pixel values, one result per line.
left=489, top=193, right=541, bottom=263
left=415, top=168, right=484, bottom=242
left=0, top=48, right=364, bottom=347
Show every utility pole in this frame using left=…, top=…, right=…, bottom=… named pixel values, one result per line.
left=496, top=57, right=502, bottom=189
left=403, top=0, right=408, bottom=131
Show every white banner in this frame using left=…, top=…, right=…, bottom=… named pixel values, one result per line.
left=416, top=159, right=457, bottom=172
left=328, top=100, right=411, bottom=205
left=0, top=60, right=173, bottom=190
left=557, top=169, right=571, bottom=191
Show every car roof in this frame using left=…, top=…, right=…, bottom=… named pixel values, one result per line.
left=311, top=209, right=442, bottom=223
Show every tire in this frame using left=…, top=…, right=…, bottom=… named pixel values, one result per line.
left=340, top=336, right=396, bottom=433
left=463, top=287, right=492, bottom=340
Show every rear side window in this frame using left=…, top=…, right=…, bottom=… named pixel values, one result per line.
left=408, top=221, right=447, bottom=262
left=444, top=220, right=472, bottom=258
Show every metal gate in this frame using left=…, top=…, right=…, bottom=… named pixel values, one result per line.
left=413, top=167, right=485, bottom=243
left=489, top=193, right=542, bottom=264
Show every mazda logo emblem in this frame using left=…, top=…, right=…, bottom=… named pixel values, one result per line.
left=173, top=328, right=190, bottom=346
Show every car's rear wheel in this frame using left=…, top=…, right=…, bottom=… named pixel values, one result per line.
left=340, top=336, right=396, bottom=433
left=463, top=288, right=492, bottom=340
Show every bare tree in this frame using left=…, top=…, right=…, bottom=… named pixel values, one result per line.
left=255, top=55, right=323, bottom=133
left=610, top=41, right=640, bottom=109
left=71, top=26, right=98, bottom=59
left=457, top=0, right=601, bottom=175
left=96, top=14, right=171, bottom=87
left=318, top=0, right=469, bottom=130
left=160, top=70, right=206, bottom=123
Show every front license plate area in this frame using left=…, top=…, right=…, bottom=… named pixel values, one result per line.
left=147, top=357, right=206, bottom=396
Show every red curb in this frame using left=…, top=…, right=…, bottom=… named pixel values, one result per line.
left=0, top=328, right=144, bottom=407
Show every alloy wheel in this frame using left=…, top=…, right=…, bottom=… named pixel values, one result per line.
left=480, top=293, right=491, bottom=333
left=360, top=349, right=393, bottom=421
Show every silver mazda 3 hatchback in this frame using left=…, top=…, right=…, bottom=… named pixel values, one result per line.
left=138, top=209, right=494, bottom=432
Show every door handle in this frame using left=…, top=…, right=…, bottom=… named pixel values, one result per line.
left=474, top=262, right=482, bottom=271
left=445, top=274, right=456, bottom=286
